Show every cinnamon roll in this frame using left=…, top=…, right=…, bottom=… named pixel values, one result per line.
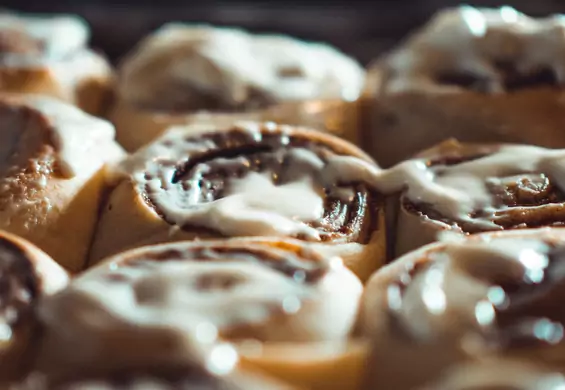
left=0, top=95, right=124, bottom=271
left=110, top=23, right=365, bottom=151
left=0, top=230, right=68, bottom=384
left=37, top=238, right=365, bottom=390
left=364, top=6, right=565, bottom=167
left=420, top=359, right=565, bottom=390
left=374, top=140, right=565, bottom=257
left=359, top=228, right=565, bottom=389
left=89, top=122, right=385, bottom=281
left=0, top=11, right=112, bottom=115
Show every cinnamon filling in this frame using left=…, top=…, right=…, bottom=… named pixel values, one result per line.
left=434, top=66, right=559, bottom=93
left=0, top=28, right=42, bottom=55
left=0, top=237, right=38, bottom=346
left=142, top=128, right=379, bottom=243
left=96, top=241, right=341, bottom=342
left=404, top=153, right=565, bottom=232
left=109, top=244, right=328, bottom=285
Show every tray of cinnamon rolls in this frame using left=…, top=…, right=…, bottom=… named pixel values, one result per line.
left=2, top=4, right=565, bottom=389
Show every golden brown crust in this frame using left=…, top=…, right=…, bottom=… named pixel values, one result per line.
left=0, top=95, right=124, bottom=272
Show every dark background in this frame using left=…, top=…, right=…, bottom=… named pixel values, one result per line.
left=4, top=0, right=564, bottom=64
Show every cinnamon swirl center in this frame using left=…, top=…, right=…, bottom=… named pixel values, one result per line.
left=389, top=145, right=565, bottom=232
left=140, top=126, right=379, bottom=243
left=85, top=241, right=348, bottom=343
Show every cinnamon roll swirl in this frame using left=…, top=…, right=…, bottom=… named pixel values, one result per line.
left=0, top=230, right=68, bottom=384
left=110, top=24, right=365, bottom=151
left=89, top=122, right=384, bottom=281
left=37, top=238, right=364, bottom=390
left=374, top=140, right=565, bottom=256
left=0, top=95, right=124, bottom=271
left=359, top=229, right=565, bottom=389
left=0, top=11, right=112, bottom=115
left=364, top=6, right=565, bottom=167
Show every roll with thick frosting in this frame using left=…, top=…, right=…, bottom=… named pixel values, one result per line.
left=370, top=140, right=565, bottom=256
left=0, top=94, right=124, bottom=271
left=0, top=230, right=68, bottom=385
left=37, top=238, right=364, bottom=390
left=110, top=24, right=365, bottom=151
left=364, top=6, right=565, bottom=167
left=359, top=229, right=565, bottom=389
left=89, top=122, right=384, bottom=281
left=0, top=11, right=113, bottom=115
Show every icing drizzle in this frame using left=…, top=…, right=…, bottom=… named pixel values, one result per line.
left=125, top=122, right=380, bottom=242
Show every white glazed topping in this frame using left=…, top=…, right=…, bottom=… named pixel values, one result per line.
left=119, top=23, right=365, bottom=110
left=150, top=172, right=325, bottom=239
left=370, top=144, right=565, bottom=229
left=365, top=230, right=565, bottom=390
left=124, top=122, right=379, bottom=240
left=0, top=11, right=89, bottom=63
left=21, top=95, right=118, bottom=178
left=383, top=6, right=565, bottom=93
left=391, top=233, right=554, bottom=342
left=42, top=240, right=362, bottom=347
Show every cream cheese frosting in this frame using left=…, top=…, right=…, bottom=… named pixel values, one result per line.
left=383, top=5, right=565, bottom=94
left=0, top=95, right=117, bottom=179
left=362, top=229, right=565, bottom=390
left=118, top=24, right=365, bottom=111
left=0, top=11, right=89, bottom=63
left=39, top=239, right=362, bottom=376
left=118, top=122, right=379, bottom=241
left=357, top=143, right=565, bottom=230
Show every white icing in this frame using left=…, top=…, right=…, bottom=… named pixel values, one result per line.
left=0, top=11, right=89, bottom=64
left=128, top=123, right=379, bottom=239
left=384, top=5, right=565, bottom=93
left=372, top=144, right=565, bottom=228
left=150, top=171, right=325, bottom=239
left=395, top=234, right=553, bottom=341
left=22, top=95, right=118, bottom=178
left=48, top=241, right=362, bottom=345
left=49, top=48, right=113, bottom=103
left=119, top=23, right=365, bottom=109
